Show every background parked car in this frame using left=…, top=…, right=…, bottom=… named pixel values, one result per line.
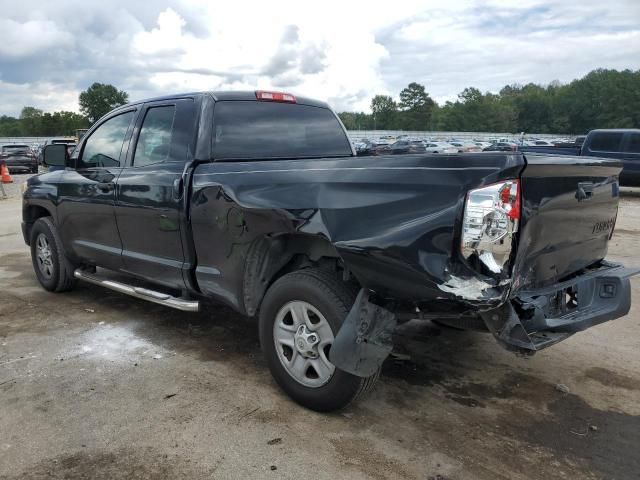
left=356, top=141, right=391, bottom=156
left=483, top=142, right=518, bottom=152
left=424, top=142, right=458, bottom=154
left=525, top=140, right=555, bottom=146
left=0, top=144, right=38, bottom=173
left=388, top=140, right=427, bottom=154
left=449, top=141, right=482, bottom=152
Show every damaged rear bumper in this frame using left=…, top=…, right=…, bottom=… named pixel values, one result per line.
left=330, top=262, right=639, bottom=377
left=481, top=262, right=640, bottom=353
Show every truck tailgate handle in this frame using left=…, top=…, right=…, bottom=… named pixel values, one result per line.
left=576, top=182, right=594, bottom=202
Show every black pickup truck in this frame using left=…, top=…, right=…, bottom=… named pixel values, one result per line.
left=24, top=91, right=638, bottom=411
left=520, top=129, right=640, bottom=186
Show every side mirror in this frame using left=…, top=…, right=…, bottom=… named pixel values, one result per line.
left=43, top=144, right=68, bottom=168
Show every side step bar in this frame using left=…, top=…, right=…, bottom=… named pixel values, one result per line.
left=74, top=269, right=200, bottom=312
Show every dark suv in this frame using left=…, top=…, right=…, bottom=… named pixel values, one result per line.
left=1, top=144, right=38, bottom=173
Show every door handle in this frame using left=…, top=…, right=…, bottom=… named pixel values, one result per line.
left=97, top=182, right=114, bottom=193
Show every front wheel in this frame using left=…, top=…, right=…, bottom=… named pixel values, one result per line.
left=259, top=269, right=379, bottom=412
left=30, top=217, right=77, bottom=292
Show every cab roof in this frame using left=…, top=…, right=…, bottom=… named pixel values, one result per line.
left=124, top=91, right=330, bottom=109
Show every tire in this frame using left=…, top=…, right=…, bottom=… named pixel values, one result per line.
left=259, top=268, right=379, bottom=412
left=30, top=217, right=77, bottom=292
left=31, top=166, right=38, bottom=174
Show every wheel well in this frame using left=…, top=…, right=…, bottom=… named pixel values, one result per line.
left=23, top=205, right=53, bottom=245
left=242, top=234, right=358, bottom=317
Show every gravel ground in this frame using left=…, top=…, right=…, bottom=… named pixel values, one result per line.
left=1, top=171, right=38, bottom=198
left=1, top=180, right=640, bottom=479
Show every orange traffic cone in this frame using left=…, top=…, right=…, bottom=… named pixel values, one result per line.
left=1, top=161, right=13, bottom=184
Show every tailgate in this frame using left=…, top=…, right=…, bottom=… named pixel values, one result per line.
left=511, top=154, right=622, bottom=292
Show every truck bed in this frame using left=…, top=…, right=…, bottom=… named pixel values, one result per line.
left=189, top=151, right=622, bottom=311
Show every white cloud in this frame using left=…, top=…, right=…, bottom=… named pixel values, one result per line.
left=0, top=18, right=74, bottom=58
left=0, top=80, right=79, bottom=115
left=133, top=8, right=187, bottom=56
left=0, top=0, right=638, bottom=116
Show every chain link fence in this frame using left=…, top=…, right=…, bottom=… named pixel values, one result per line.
left=0, top=137, right=51, bottom=144
left=1, top=130, right=575, bottom=147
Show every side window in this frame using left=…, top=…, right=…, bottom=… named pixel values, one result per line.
left=625, top=134, right=640, bottom=154
left=133, top=106, right=176, bottom=167
left=79, top=112, right=134, bottom=169
left=589, top=133, right=623, bottom=153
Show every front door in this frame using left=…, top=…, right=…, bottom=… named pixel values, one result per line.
left=114, top=99, right=196, bottom=289
left=57, top=109, right=137, bottom=271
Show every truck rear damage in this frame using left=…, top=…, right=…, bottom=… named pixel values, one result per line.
left=483, top=154, right=639, bottom=354
left=330, top=153, right=639, bottom=376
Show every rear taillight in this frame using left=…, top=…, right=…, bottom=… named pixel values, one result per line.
left=461, top=180, right=520, bottom=274
left=255, top=90, right=296, bottom=103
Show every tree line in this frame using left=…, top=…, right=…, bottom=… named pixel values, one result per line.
left=0, top=83, right=129, bottom=137
left=2, top=69, right=638, bottom=137
left=338, top=68, right=640, bottom=134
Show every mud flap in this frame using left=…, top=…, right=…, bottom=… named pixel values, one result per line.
left=480, top=303, right=542, bottom=353
left=329, top=289, right=397, bottom=377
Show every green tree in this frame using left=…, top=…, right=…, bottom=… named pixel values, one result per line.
left=338, top=112, right=357, bottom=130
left=335, top=68, right=640, bottom=134
left=19, top=106, right=43, bottom=135
left=0, top=115, right=21, bottom=136
left=370, top=95, right=397, bottom=130
left=79, top=83, right=129, bottom=123
left=338, top=112, right=374, bottom=130
left=432, top=87, right=516, bottom=132
left=398, top=82, right=435, bottom=130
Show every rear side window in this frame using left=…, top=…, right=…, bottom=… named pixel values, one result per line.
left=212, top=101, right=351, bottom=160
left=625, top=134, right=640, bottom=154
left=79, top=111, right=134, bottom=168
left=589, top=133, right=624, bottom=152
left=133, top=106, right=176, bottom=167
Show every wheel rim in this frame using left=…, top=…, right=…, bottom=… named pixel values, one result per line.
left=35, top=233, right=54, bottom=279
left=273, top=300, right=336, bottom=388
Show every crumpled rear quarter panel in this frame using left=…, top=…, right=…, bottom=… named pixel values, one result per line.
left=190, top=154, right=524, bottom=310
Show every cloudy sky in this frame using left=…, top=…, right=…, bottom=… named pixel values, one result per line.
left=0, top=0, right=638, bottom=116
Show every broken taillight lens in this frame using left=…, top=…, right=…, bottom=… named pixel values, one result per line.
left=461, top=180, right=520, bottom=274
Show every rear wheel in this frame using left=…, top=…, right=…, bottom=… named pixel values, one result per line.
left=259, top=269, right=379, bottom=411
left=30, top=217, right=77, bottom=292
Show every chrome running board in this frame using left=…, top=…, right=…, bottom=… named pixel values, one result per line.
left=74, top=269, right=199, bottom=312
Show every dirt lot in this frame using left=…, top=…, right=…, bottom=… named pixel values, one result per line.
left=1, top=180, right=640, bottom=480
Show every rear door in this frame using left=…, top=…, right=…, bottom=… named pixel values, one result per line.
left=113, top=98, right=197, bottom=289
left=58, top=109, right=137, bottom=270
left=512, top=154, right=622, bottom=291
